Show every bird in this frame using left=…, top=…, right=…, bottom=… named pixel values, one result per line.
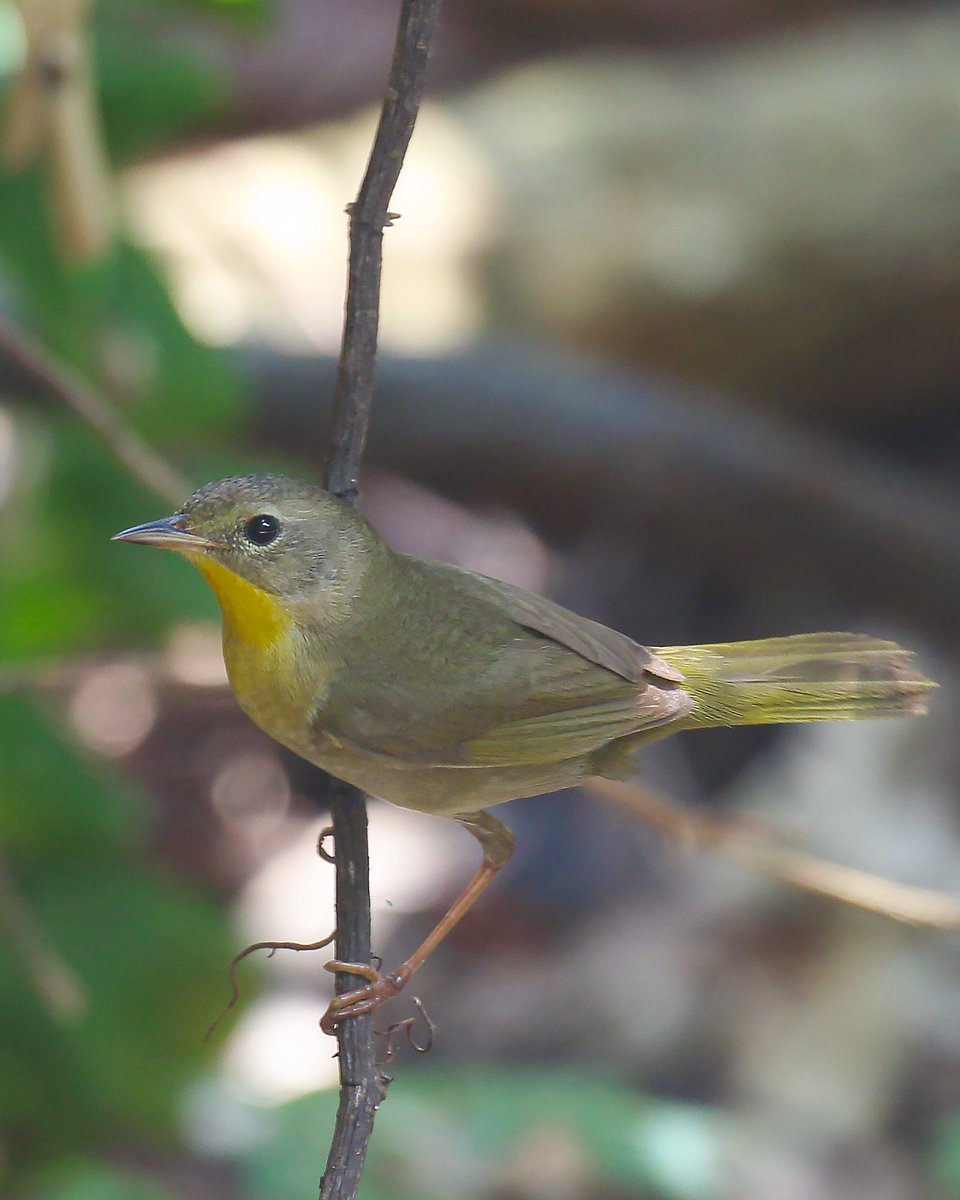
left=114, top=472, right=934, bottom=1031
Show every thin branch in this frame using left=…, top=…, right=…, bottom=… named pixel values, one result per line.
left=0, top=312, right=188, bottom=507
left=319, top=783, right=379, bottom=1200
left=325, top=0, right=441, bottom=503
left=320, top=2, right=442, bottom=1197
left=588, top=777, right=960, bottom=929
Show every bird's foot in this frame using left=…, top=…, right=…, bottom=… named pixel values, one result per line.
left=320, top=959, right=413, bottom=1034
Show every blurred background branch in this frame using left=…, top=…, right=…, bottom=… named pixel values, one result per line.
left=244, top=344, right=960, bottom=642
left=0, top=311, right=187, bottom=504
left=0, top=847, right=86, bottom=1022
left=3, top=0, right=113, bottom=260
left=590, top=778, right=960, bottom=930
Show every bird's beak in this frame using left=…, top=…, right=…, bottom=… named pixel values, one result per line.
left=112, top=515, right=214, bottom=552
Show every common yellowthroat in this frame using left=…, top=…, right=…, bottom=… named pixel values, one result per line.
left=114, top=473, right=934, bottom=1030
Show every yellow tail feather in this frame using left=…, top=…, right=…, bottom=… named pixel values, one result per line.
left=653, top=633, right=934, bottom=728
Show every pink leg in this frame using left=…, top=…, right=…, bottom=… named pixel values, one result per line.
left=320, top=809, right=515, bottom=1034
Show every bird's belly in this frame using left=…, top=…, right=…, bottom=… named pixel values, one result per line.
left=305, top=740, right=591, bottom=815
left=223, top=633, right=591, bottom=814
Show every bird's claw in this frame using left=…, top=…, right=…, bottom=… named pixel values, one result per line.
left=320, top=959, right=413, bottom=1035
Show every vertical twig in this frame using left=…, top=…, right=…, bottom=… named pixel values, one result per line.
left=321, top=2, right=442, bottom=1197
left=326, top=0, right=441, bottom=501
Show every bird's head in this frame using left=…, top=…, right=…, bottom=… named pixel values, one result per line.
left=114, top=473, right=379, bottom=640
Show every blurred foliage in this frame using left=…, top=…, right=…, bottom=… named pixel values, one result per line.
left=0, top=0, right=262, bottom=665
left=0, top=0, right=259, bottom=1194
left=245, top=1069, right=719, bottom=1200
left=22, top=1161, right=179, bottom=1200
left=0, top=693, right=232, bottom=1188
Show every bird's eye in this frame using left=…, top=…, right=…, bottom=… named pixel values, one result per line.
left=244, top=513, right=281, bottom=546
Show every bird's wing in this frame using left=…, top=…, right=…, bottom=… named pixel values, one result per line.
left=467, top=571, right=683, bottom=686
left=458, top=688, right=690, bottom=767
left=318, top=684, right=688, bottom=770
left=316, top=561, right=690, bottom=770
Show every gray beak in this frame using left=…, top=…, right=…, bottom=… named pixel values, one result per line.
left=112, top=515, right=213, bottom=551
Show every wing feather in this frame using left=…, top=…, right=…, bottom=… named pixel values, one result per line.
left=314, top=556, right=688, bottom=770
left=463, top=689, right=690, bottom=766
left=467, top=572, right=683, bottom=685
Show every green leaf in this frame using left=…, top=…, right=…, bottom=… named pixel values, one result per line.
left=0, top=700, right=232, bottom=1167
left=93, top=0, right=229, bottom=162
left=0, top=856, right=231, bottom=1157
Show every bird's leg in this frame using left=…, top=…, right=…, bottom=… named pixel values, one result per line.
left=320, top=809, right=515, bottom=1035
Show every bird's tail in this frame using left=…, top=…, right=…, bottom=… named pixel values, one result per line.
left=653, top=633, right=934, bottom=729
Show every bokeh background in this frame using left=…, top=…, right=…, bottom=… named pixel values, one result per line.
left=1, top=1, right=959, bottom=1197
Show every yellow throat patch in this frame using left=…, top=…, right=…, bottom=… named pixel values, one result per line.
left=192, top=556, right=290, bottom=648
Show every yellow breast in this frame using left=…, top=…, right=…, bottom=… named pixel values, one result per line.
left=194, top=557, right=290, bottom=648
left=191, top=556, right=323, bottom=752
